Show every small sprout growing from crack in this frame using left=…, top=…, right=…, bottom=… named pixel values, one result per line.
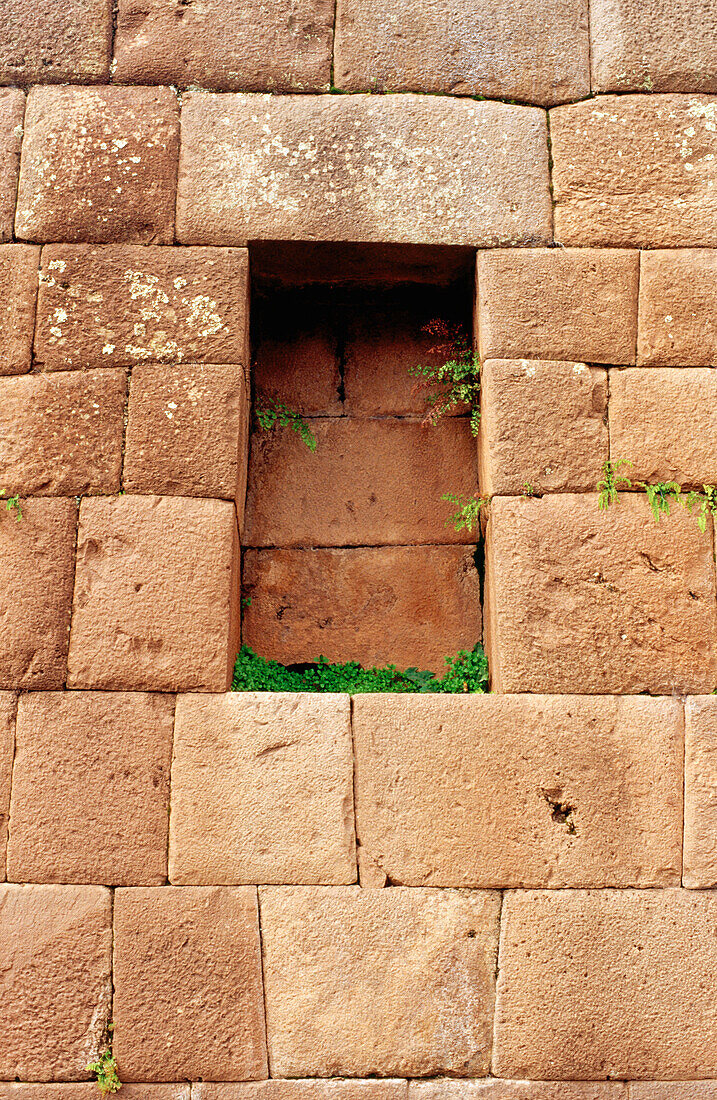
left=2, top=494, right=21, bottom=521
left=87, top=1026, right=122, bottom=1094
left=541, top=788, right=577, bottom=835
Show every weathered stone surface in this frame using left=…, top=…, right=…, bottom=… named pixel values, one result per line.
left=0, top=0, right=112, bottom=85
left=177, top=94, right=552, bottom=247
left=16, top=87, right=179, bottom=244
left=113, top=886, right=267, bottom=1081
left=0, top=369, right=126, bottom=496
left=335, top=0, right=589, bottom=104
left=609, top=368, right=717, bottom=485
left=353, top=694, right=683, bottom=888
left=485, top=494, right=717, bottom=694
left=0, top=694, right=15, bottom=882
left=0, top=1090, right=189, bottom=1100
left=493, top=888, right=717, bottom=1078
left=630, top=1086, right=717, bottom=1099
left=590, top=0, right=717, bottom=93
left=35, top=245, right=249, bottom=370
left=243, top=546, right=482, bottom=673
left=476, top=249, right=639, bottom=363
left=0, top=90, right=23, bottom=242
left=357, top=848, right=388, bottom=889
left=410, top=1082, right=626, bottom=1100
left=0, top=246, right=40, bottom=376
left=684, top=696, right=717, bottom=889
left=115, top=0, right=333, bottom=91
left=260, top=886, right=500, bottom=1077
left=0, top=884, right=112, bottom=1079
left=67, top=495, right=239, bottom=692
left=245, top=418, right=477, bottom=547
left=170, top=693, right=355, bottom=885
left=7, top=691, right=174, bottom=885
left=550, top=95, right=717, bottom=246
left=124, top=363, right=250, bottom=510
left=0, top=497, right=77, bottom=690
left=478, top=360, right=608, bottom=495
left=638, top=249, right=717, bottom=365
left=196, top=1084, right=407, bottom=1100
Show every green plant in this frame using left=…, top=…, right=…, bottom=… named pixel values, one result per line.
left=643, top=480, right=682, bottom=521
left=409, top=320, right=481, bottom=435
left=522, top=482, right=536, bottom=497
left=87, top=1048, right=122, bottom=1094
left=683, top=485, right=717, bottom=533
left=442, top=492, right=488, bottom=533
left=2, top=494, right=21, bottom=521
left=255, top=399, right=317, bottom=452
left=597, top=459, right=633, bottom=510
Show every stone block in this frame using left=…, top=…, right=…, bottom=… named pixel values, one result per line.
left=0, top=369, right=126, bottom=496
left=484, top=494, right=717, bottom=694
left=478, top=360, right=608, bottom=495
left=67, top=495, right=239, bottom=692
left=550, top=95, right=717, bottom=246
left=0, top=497, right=77, bottom=690
left=242, top=545, right=481, bottom=673
left=114, top=0, right=333, bottom=91
left=493, top=888, right=717, bottom=1078
left=196, top=1085, right=407, bottom=1100
left=7, top=691, right=174, bottom=885
left=176, top=94, right=552, bottom=247
left=0, top=693, right=15, bottom=881
left=0, top=884, right=112, bottom=1080
left=410, top=1083, right=626, bottom=1099
left=684, top=696, right=717, bottom=888
left=113, top=886, right=267, bottom=1081
left=0, top=90, right=23, bottom=243
left=630, top=1086, right=717, bottom=1099
left=35, top=245, right=249, bottom=370
left=259, top=885, right=500, bottom=1076
left=16, top=86, right=179, bottom=244
left=0, top=1090, right=188, bottom=1100
left=0, top=245, right=40, bottom=376
left=170, top=692, right=355, bottom=884
left=638, top=249, right=717, bottom=366
left=476, top=249, right=639, bottom=364
left=353, top=694, right=683, bottom=888
left=0, top=0, right=112, bottom=85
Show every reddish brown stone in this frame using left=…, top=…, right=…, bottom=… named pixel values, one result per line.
left=0, top=246, right=39, bottom=376
left=0, top=884, right=112, bottom=1080
left=0, top=369, right=126, bottom=496
left=113, top=886, right=267, bottom=1081
left=7, top=691, right=174, bottom=885
left=0, top=1090, right=189, bottom=1100
left=0, top=0, right=112, bottom=85
left=196, top=1084, right=407, bottom=1100
left=410, top=1083, right=625, bottom=1100
left=684, top=696, right=717, bottom=889
left=35, top=245, right=249, bottom=371
left=242, top=546, right=482, bottom=673
left=0, top=497, right=77, bottom=690
left=630, top=1086, right=717, bottom=1099
left=638, top=249, right=717, bottom=366
left=16, top=86, right=179, bottom=244
left=0, top=90, right=23, bottom=243
left=0, top=693, right=15, bottom=882
left=114, top=0, right=333, bottom=91
left=67, top=495, right=239, bottom=692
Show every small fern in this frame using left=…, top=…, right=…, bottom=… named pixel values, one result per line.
left=2, top=494, right=22, bottom=522
left=643, top=480, right=682, bottom=521
left=597, top=459, right=633, bottom=510
left=255, top=400, right=317, bottom=452
left=442, top=492, right=488, bottom=533
left=409, top=320, right=481, bottom=435
left=87, top=1048, right=122, bottom=1094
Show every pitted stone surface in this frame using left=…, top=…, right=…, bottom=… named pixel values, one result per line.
left=0, top=1090, right=190, bottom=1100
left=684, top=696, right=717, bottom=888
left=0, top=246, right=39, bottom=376
left=0, top=0, right=112, bottom=85
left=0, top=693, right=15, bottom=881
left=630, top=1086, right=717, bottom=1099
left=410, top=1082, right=626, bottom=1099
left=196, top=1084, right=408, bottom=1100
left=0, top=90, right=24, bottom=243
left=638, top=249, right=717, bottom=365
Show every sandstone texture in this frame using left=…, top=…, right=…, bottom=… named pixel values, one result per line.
left=114, top=0, right=333, bottom=91
left=176, top=94, right=552, bottom=247
left=493, top=889, right=717, bottom=1078
left=113, top=886, right=267, bottom=1081
left=485, top=494, right=717, bottom=694
left=170, top=692, right=355, bottom=884
left=334, top=0, right=589, bottom=104
left=0, top=497, right=77, bottom=690
left=630, top=1086, right=717, bottom=1099
left=638, top=249, right=717, bottom=365
left=35, top=245, right=249, bottom=370
left=196, top=1085, right=407, bottom=1100
left=0, top=369, right=126, bottom=496
left=478, top=360, right=608, bottom=495
left=410, top=1083, right=626, bottom=1099
left=0, top=0, right=112, bottom=85
left=0, top=246, right=40, bottom=375
left=242, top=546, right=482, bottom=673
left=684, top=696, right=717, bottom=888
left=0, top=693, right=15, bottom=881
left=16, top=86, right=179, bottom=244
left=476, top=249, right=639, bottom=364
left=550, top=95, right=717, bottom=246
left=609, top=368, right=717, bottom=485
left=67, top=495, right=239, bottom=692
left=0, top=90, right=23, bottom=242
left=259, top=886, right=500, bottom=1077
left=0, top=1090, right=190, bottom=1100
left=353, top=694, right=683, bottom=888
left=7, top=691, right=174, bottom=885
left=0, top=884, right=112, bottom=1079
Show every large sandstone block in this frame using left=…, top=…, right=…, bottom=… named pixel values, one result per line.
left=113, top=886, right=267, bottom=1080
left=176, top=94, right=552, bottom=247
left=67, top=495, right=239, bottom=692
left=0, top=369, right=126, bottom=496
left=0, top=246, right=40, bottom=376
left=35, top=245, right=249, bottom=370
left=7, top=691, right=174, bottom=885
left=0, top=0, right=112, bottom=85
left=0, top=1091, right=189, bottom=1100
left=0, top=884, right=112, bottom=1079
left=353, top=694, right=683, bottom=888
left=260, top=886, right=500, bottom=1076
left=0, top=694, right=15, bottom=881
left=478, top=360, right=608, bottom=495
left=334, top=0, right=589, bottom=104
left=0, top=90, right=23, bottom=242
left=684, top=697, right=717, bottom=889
left=485, top=494, right=717, bottom=694
left=242, top=546, right=481, bottom=673
left=410, top=1082, right=626, bottom=1099
left=638, top=249, right=717, bottom=365
left=170, top=693, right=355, bottom=884
left=493, top=888, right=717, bottom=1078
left=630, top=1086, right=717, bottom=1099
left=476, top=249, right=639, bottom=364
left=16, top=86, right=179, bottom=244
left=0, top=497, right=77, bottom=690
left=550, top=95, right=717, bottom=246
left=196, top=1084, right=408, bottom=1100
